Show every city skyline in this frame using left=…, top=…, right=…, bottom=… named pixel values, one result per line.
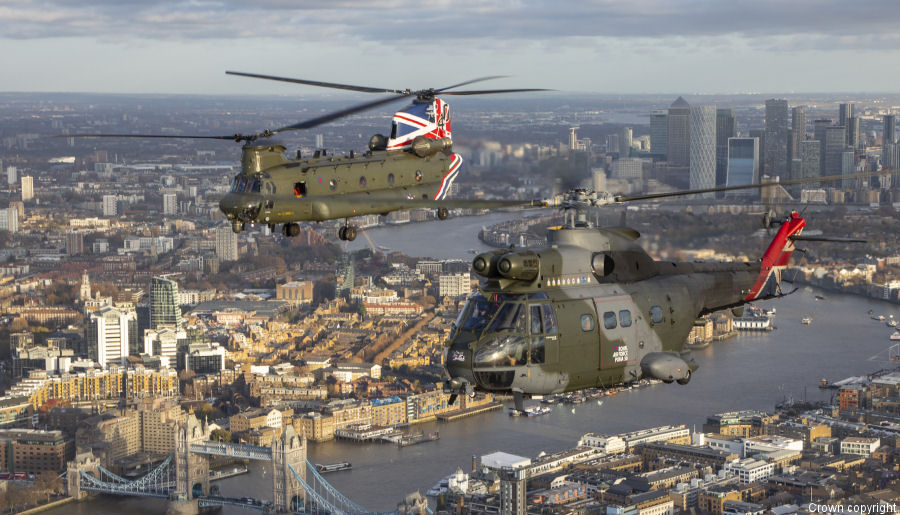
left=3, top=2, right=900, bottom=95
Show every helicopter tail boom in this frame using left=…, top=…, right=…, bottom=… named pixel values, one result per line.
left=744, top=211, right=806, bottom=301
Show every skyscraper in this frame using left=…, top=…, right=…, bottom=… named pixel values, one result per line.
left=689, top=105, right=717, bottom=194
left=162, top=193, right=177, bottom=216
left=0, top=208, right=18, bottom=233
left=791, top=106, right=807, bottom=163
left=848, top=117, right=860, bottom=149
left=6, top=166, right=16, bottom=186
left=715, top=109, right=737, bottom=188
left=764, top=99, right=789, bottom=179
left=620, top=127, right=633, bottom=157
left=839, top=103, right=854, bottom=149
left=20, top=176, right=33, bottom=202
left=799, top=140, right=821, bottom=180
left=667, top=97, right=691, bottom=166
left=823, top=126, right=847, bottom=177
left=215, top=225, right=239, bottom=262
left=102, top=195, right=117, bottom=217
left=650, top=110, right=668, bottom=157
left=150, top=276, right=182, bottom=330
left=87, top=305, right=138, bottom=368
left=884, top=115, right=897, bottom=146
left=812, top=119, right=833, bottom=175
left=725, top=137, right=759, bottom=197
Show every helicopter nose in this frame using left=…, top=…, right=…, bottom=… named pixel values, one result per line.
left=219, top=194, right=239, bottom=218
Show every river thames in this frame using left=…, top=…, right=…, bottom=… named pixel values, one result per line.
left=52, top=213, right=900, bottom=513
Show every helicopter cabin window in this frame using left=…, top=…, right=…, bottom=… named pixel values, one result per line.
left=530, top=304, right=553, bottom=364
left=387, top=173, right=395, bottom=185
left=603, top=311, right=617, bottom=330
left=293, top=182, right=306, bottom=198
left=650, top=306, right=664, bottom=324
left=264, top=182, right=276, bottom=195
left=619, top=310, right=632, bottom=328
left=329, top=179, right=337, bottom=191
left=415, top=170, right=423, bottom=182
left=541, top=304, right=557, bottom=334
left=359, top=176, right=367, bottom=188
left=581, top=314, right=595, bottom=332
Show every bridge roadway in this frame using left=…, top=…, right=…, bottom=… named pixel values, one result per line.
left=190, top=441, right=273, bottom=460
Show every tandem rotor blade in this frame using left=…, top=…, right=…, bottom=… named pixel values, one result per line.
left=616, top=169, right=900, bottom=203
left=274, top=93, right=416, bottom=132
left=226, top=71, right=405, bottom=94
left=60, top=133, right=251, bottom=141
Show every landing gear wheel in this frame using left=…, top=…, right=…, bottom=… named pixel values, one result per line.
left=338, top=226, right=347, bottom=240
left=677, top=370, right=692, bottom=385
left=437, top=207, right=449, bottom=220
left=345, top=227, right=357, bottom=241
left=231, top=221, right=244, bottom=234
left=283, top=223, right=301, bottom=238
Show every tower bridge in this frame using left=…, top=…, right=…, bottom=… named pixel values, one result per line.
left=67, top=413, right=404, bottom=514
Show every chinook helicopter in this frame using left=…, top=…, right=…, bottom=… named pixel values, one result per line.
left=70, top=71, right=548, bottom=241
left=443, top=171, right=896, bottom=411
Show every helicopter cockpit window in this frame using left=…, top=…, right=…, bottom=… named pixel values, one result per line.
left=233, top=176, right=248, bottom=193
left=230, top=176, right=241, bottom=192
left=456, top=293, right=500, bottom=333
left=249, top=178, right=262, bottom=193
left=650, top=306, right=664, bottom=324
left=541, top=304, right=557, bottom=334
left=619, top=310, right=632, bottom=327
left=487, top=303, right=527, bottom=334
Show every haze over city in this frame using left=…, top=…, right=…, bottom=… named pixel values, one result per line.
left=3, top=1, right=900, bottom=95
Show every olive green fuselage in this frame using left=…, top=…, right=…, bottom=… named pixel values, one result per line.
left=218, top=143, right=456, bottom=226
left=445, top=226, right=763, bottom=396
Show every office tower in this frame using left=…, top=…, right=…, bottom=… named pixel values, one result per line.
left=215, top=225, right=239, bottom=262
left=748, top=129, right=766, bottom=177
left=689, top=106, right=716, bottom=194
left=725, top=138, right=759, bottom=197
left=838, top=103, right=854, bottom=149
left=842, top=151, right=856, bottom=188
left=884, top=115, right=896, bottom=146
left=20, top=176, right=33, bottom=202
left=823, top=126, right=847, bottom=176
left=620, top=127, right=633, bottom=157
left=6, top=166, right=16, bottom=186
left=650, top=110, right=668, bottom=157
left=66, top=232, right=84, bottom=256
left=611, top=158, right=643, bottom=180
left=87, top=305, right=138, bottom=368
left=0, top=208, right=18, bottom=233
left=812, top=119, right=833, bottom=175
left=606, top=134, right=619, bottom=154
left=568, top=127, right=578, bottom=150
left=102, top=195, right=117, bottom=217
left=799, top=140, right=821, bottom=179
left=791, top=106, right=807, bottom=161
left=315, top=134, right=324, bottom=148
left=150, top=276, right=182, bottom=330
left=162, top=193, right=177, bottom=216
left=848, top=116, right=860, bottom=149
left=764, top=99, right=789, bottom=179
left=716, top=109, right=737, bottom=187
left=667, top=97, right=691, bottom=166
left=885, top=143, right=897, bottom=172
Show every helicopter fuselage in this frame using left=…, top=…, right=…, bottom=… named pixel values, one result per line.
left=218, top=142, right=460, bottom=233
left=444, top=219, right=802, bottom=398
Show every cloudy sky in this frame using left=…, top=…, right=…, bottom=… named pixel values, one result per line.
left=2, top=0, right=899, bottom=96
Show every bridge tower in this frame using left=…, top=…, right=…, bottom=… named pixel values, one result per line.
left=272, top=423, right=306, bottom=513
left=175, top=413, right=210, bottom=500
left=66, top=451, right=100, bottom=500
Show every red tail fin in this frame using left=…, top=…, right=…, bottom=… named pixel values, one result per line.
left=744, top=211, right=806, bottom=301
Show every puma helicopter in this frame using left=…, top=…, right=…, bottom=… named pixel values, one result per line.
left=443, top=171, right=893, bottom=411
left=69, top=71, right=548, bottom=241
